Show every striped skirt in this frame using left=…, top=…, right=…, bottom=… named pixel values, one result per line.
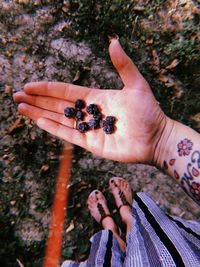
left=61, top=192, right=200, bottom=267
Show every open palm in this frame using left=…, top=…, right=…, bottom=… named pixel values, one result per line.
left=14, top=39, right=167, bottom=163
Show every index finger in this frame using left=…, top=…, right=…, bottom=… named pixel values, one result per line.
left=24, top=81, right=95, bottom=102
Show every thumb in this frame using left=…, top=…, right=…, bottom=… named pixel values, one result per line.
left=109, top=38, right=147, bottom=89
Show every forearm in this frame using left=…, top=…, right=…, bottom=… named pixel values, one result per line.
left=154, top=118, right=200, bottom=204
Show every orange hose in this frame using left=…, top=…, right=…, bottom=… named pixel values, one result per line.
left=44, top=142, right=73, bottom=267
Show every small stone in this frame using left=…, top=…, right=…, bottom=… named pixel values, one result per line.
left=10, top=200, right=16, bottom=206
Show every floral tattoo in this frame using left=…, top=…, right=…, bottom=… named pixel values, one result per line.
left=177, top=138, right=193, bottom=156
left=180, top=150, right=200, bottom=203
left=163, top=139, right=199, bottom=203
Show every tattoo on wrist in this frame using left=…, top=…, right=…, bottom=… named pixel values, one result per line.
left=163, top=158, right=176, bottom=171
left=180, top=150, right=200, bottom=202
left=162, top=138, right=199, bottom=203
left=177, top=138, right=193, bottom=156
left=169, top=159, right=176, bottom=166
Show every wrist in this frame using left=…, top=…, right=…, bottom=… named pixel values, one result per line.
left=153, top=117, right=176, bottom=170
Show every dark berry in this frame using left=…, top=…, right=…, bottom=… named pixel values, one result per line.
left=105, top=116, right=116, bottom=125
left=64, top=107, right=76, bottom=118
left=86, top=104, right=99, bottom=115
left=102, top=120, right=107, bottom=127
left=75, top=110, right=84, bottom=121
left=78, top=122, right=89, bottom=133
left=88, top=119, right=100, bottom=129
left=75, top=99, right=85, bottom=110
left=93, top=112, right=102, bottom=121
left=102, top=121, right=114, bottom=134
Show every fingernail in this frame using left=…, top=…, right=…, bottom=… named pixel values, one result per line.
left=36, top=118, right=46, bottom=128
left=13, top=92, right=20, bottom=97
left=18, top=103, right=25, bottom=110
left=13, top=92, right=21, bottom=102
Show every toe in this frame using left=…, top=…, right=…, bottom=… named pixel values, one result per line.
left=87, top=190, right=111, bottom=224
left=109, top=178, right=115, bottom=189
left=88, top=190, right=98, bottom=204
left=109, top=177, right=121, bottom=189
left=122, top=180, right=127, bottom=190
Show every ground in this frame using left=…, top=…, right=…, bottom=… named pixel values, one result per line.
left=0, top=0, right=199, bottom=266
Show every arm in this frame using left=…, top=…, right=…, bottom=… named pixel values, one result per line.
left=154, top=118, right=200, bottom=204
left=13, top=38, right=200, bottom=204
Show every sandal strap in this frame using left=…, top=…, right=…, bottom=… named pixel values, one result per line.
left=112, top=180, right=132, bottom=211
left=118, top=203, right=132, bottom=213
left=97, top=202, right=112, bottom=226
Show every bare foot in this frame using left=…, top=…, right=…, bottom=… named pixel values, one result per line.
left=87, top=189, right=126, bottom=252
left=87, top=190, right=117, bottom=233
left=109, top=177, right=133, bottom=232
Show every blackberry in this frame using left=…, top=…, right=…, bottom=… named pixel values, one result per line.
left=78, top=122, right=89, bottom=133
left=93, top=112, right=102, bottom=121
left=75, top=110, right=84, bottom=121
left=64, top=107, right=76, bottom=118
left=86, top=104, right=99, bottom=115
left=102, top=121, right=115, bottom=134
left=105, top=116, right=116, bottom=125
left=102, top=120, right=107, bottom=127
left=88, top=119, right=100, bottom=129
left=75, top=99, right=85, bottom=110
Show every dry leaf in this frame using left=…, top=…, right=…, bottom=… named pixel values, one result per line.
left=151, top=50, right=160, bottom=73
left=73, top=70, right=81, bottom=83
left=158, top=73, right=185, bottom=98
left=66, top=220, right=75, bottom=233
left=40, top=164, right=49, bottom=173
left=133, top=6, right=145, bottom=11
left=4, top=85, right=13, bottom=95
left=166, top=59, right=179, bottom=70
left=16, top=259, right=24, bottom=267
left=146, top=39, right=154, bottom=45
left=8, top=116, right=24, bottom=134
left=159, top=74, right=175, bottom=87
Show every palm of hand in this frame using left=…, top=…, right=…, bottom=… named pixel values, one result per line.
left=14, top=39, right=166, bottom=164
left=84, top=86, right=164, bottom=163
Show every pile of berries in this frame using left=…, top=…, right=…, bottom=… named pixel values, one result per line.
left=64, top=99, right=116, bottom=134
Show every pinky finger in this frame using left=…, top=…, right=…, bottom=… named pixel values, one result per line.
left=36, top=118, right=87, bottom=148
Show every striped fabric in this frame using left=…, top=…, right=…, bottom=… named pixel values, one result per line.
left=61, top=193, right=200, bottom=267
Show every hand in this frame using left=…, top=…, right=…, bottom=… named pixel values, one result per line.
left=13, top=39, right=167, bottom=163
